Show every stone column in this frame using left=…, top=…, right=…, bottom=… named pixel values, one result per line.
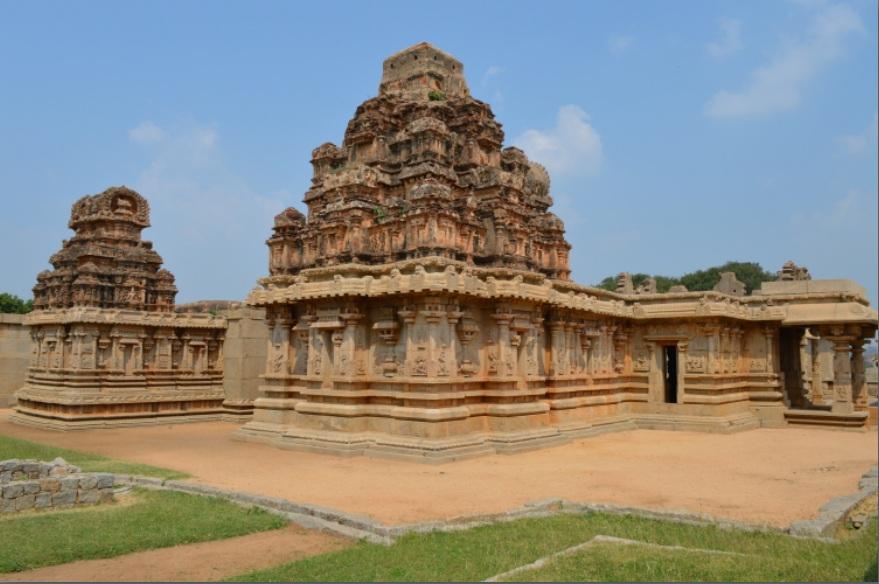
left=398, top=305, right=418, bottom=376
left=445, top=305, right=464, bottom=377
left=677, top=341, right=688, bottom=404
left=705, top=325, right=719, bottom=374
left=852, top=340, right=866, bottom=412
left=548, top=316, right=567, bottom=377
left=493, top=305, right=514, bottom=378
left=613, top=326, right=628, bottom=374
left=830, top=337, right=854, bottom=414
left=338, top=308, right=363, bottom=377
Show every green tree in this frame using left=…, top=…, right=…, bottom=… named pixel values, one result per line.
left=0, top=293, right=33, bottom=314
left=593, top=261, right=776, bottom=295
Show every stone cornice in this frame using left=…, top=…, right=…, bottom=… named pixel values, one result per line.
left=24, top=307, right=227, bottom=329
left=248, top=257, right=791, bottom=323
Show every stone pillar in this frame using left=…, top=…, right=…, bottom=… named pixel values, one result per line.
left=830, top=337, right=854, bottom=414
left=613, top=326, right=627, bottom=374
left=493, top=305, right=514, bottom=378
left=445, top=305, right=463, bottom=377
left=548, top=316, right=567, bottom=377
left=705, top=325, right=719, bottom=374
left=398, top=305, right=418, bottom=375
left=852, top=341, right=866, bottom=412
left=677, top=341, right=688, bottom=404
left=339, top=307, right=363, bottom=377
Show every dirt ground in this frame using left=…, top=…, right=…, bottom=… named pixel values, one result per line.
left=1, top=410, right=876, bottom=528
left=0, top=523, right=349, bottom=582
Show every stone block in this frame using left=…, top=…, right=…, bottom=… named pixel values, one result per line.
left=0, top=459, right=20, bottom=472
left=58, top=477, right=79, bottom=491
left=14, top=494, right=36, bottom=511
left=2, top=483, right=24, bottom=499
left=0, top=471, right=10, bottom=482
left=95, top=473, right=114, bottom=489
left=77, top=489, right=100, bottom=505
left=22, top=481, right=40, bottom=495
left=78, top=475, right=98, bottom=490
left=34, top=492, right=51, bottom=509
left=51, top=490, right=76, bottom=507
left=98, top=488, right=114, bottom=503
left=40, top=478, right=61, bottom=493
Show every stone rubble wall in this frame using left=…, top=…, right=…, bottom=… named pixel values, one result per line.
left=0, top=457, right=114, bottom=513
left=0, top=314, right=30, bottom=407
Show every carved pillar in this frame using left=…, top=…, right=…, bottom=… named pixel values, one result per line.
left=613, top=326, right=628, bottom=374
left=397, top=305, right=427, bottom=375
left=851, top=340, right=867, bottom=412
left=705, top=325, right=719, bottom=374
left=830, top=336, right=854, bottom=414
left=493, top=305, right=514, bottom=377
left=445, top=304, right=464, bottom=377
left=339, top=307, right=363, bottom=377
left=677, top=341, right=688, bottom=404
left=548, top=316, right=567, bottom=377
left=293, top=320, right=311, bottom=375
left=764, top=327, right=776, bottom=374
left=456, top=316, right=479, bottom=377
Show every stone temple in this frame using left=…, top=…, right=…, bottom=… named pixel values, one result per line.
left=235, top=43, right=878, bottom=460
left=7, top=43, right=877, bottom=460
left=12, top=187, right=226, bottom=429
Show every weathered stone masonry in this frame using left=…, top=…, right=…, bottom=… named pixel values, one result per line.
left=0, top=458, right=114, bottom=513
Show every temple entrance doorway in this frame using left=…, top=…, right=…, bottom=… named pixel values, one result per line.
left=779, top=327, right=805, bottom=408
left=663, top=345, right=678, bottom=404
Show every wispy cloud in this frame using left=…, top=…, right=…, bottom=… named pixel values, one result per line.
left=608, top=35, right=634, bottom=55
left=127, top=120, right=290, bottom=300
left=836, top=111, right=878, bottom=155
left=707, top=18, right=743, bottom=58
left=513, top=105, right=603, bottom=176
left=705, top=2, right=862, bottom=119
left=128, top=120, right=165, bottom=144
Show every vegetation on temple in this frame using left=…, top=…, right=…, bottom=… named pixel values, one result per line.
left=0, top=293, right=33, bottom=314
left=595, top=261, right=777, bottom=294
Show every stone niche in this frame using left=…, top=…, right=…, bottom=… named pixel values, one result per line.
left=11, top=186, right=227, bottom=430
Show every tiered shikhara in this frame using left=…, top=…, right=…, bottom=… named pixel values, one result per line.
left=13, top=187, right=226, bottom=429
left=238, top=43, right=877, bottom=460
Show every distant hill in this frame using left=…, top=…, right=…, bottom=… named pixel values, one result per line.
left=595, top=261, right=777, bottom=295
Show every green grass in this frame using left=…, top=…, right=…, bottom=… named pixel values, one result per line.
left=233, top=512, right=879, bottom=582
left=0, top=488, right=285, bottom=573
left=0, top=433, right=188, bottom=479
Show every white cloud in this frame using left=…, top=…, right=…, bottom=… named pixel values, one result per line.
left=835, top=111, right=878, bottom=155
left=707, top=18, right=743, bottom=58
left=513, top=105, right=603, bottom=176
left=127, top=121, right=290, bottom=301
left=705, top=2, right=862, bottom=119
left=608, top=35, right=634, bottom=55
left=128, top=121, right=165, bottom=144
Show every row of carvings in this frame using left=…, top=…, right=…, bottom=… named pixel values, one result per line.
left=27, top=326, right=223, bottom=374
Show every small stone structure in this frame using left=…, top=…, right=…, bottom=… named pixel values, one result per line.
left=0, top=458, right=114, bottom=513
left=12, top=187, right=226, bottom=429
left=0, top=314, right=30, bottom=406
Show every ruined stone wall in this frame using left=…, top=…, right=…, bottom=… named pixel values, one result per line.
left=0, top=458, right=114, bottom=513
left=0, top=314, right=30, bottom=407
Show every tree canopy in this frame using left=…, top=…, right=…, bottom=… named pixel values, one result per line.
left=595, top=261, right=776, bottom=295
left=0, top=293, right=33, bottom=314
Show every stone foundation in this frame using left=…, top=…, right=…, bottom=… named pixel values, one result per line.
left=0, top=458, right=114, bottom=513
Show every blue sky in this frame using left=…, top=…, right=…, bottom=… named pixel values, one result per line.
left=1, top=0, right=876, bottom=307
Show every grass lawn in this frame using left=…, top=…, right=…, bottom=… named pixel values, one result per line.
left=0, top=433, right=187, bottom=479
left=234, top=512, right=878, bottom=582
left=0, top=488, right=285, bottom=573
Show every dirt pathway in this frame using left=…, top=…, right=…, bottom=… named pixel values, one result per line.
left=1, top=410, right=875, bottom=528
left=0, top=524, right=350, bottom=582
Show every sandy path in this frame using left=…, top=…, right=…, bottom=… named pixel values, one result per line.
left=1, top=410, right=875, bottom=528
left=0, top=523, right=350, bottom=582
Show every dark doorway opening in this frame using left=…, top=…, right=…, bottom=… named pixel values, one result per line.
left=664, top=345, right=678, bottom=404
